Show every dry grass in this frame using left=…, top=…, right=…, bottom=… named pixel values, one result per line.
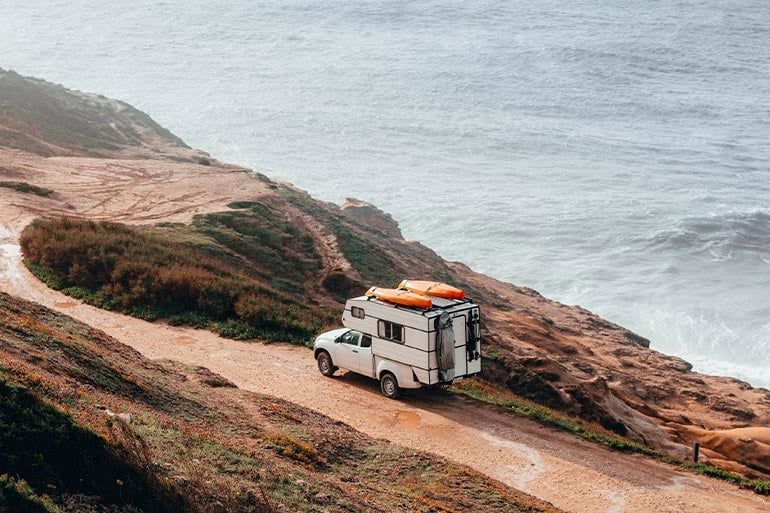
left=0, top=292, right=562, bottom=513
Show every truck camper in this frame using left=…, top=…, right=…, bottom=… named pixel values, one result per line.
left=313, top=281, right=481, bottom=398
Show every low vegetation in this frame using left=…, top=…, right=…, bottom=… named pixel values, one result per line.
left=20, top=203, right=333, bottom=344
left=0, top=292, right=561, bottom=513
left=278, top=186, right=402, bottom=286
left=452, top=379, right=770, bottom=495
left=0, top=180, right=53, bottom=197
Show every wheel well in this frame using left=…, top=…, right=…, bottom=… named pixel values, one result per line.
left=379, top=370, right=396, bottom=381
left=315, top=348, right=329, bottom=360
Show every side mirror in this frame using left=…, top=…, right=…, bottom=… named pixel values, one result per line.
left=333, top=336, right=341, bottom=344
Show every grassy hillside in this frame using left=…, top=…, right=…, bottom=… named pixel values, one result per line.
left=0, top=68, right=194, bottom=159
left=0, top=292, right=560, bottom=513
left=19, top=184, right=467, bottom=347
left=20, top=203, right=334, bottom=344
left=278, top=186, right=460, bottom=290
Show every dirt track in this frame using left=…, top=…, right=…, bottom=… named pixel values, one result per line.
left=1, top=156, right=769, bottom=512
left=1, top=228, right=768, bottom=513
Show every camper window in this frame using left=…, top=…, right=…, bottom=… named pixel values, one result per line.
left=351, top=306, right=365, bottom=319
left=378, top=320, right=404, bottom=343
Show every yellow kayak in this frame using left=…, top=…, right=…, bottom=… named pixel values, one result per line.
left=365, top=286, right=433, bottom=308
left=397, top=280, right=466, bottom=300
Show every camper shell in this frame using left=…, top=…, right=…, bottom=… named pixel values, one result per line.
left=313, top=289, right=481, bottom=398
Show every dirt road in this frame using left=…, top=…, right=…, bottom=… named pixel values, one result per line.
left=1, top=227, right=767, bottom=513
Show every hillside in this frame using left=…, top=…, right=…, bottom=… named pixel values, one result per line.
left=0, top=291, right=558, bottom=513
left=1, top=69, right=770, bottom=511
left=0, top=68, right=203, bottom=161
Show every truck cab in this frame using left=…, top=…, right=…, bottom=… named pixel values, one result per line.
left=314, top=328, right=374, bottom=378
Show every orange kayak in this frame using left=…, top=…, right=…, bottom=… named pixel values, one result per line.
left=365, top=286, right=433, bottom=309
left=397, top=280, right=466, bottom=300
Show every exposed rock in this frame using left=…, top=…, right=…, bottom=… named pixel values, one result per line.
left=341, top=198, right=403, bottom=238
left=675, top=425, right=770, bottom=479
left=623, top=329, right=651, bottom=348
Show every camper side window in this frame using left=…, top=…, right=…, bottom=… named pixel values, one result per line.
left=378, top=320, right=404, bottom=344
left=351, top=306, right=365, bottom=319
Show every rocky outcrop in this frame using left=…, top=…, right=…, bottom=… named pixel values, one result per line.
left=341, top=197, right=403, bottom=238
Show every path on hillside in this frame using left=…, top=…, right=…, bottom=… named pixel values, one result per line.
left=1, top=226, right=768, bottom=513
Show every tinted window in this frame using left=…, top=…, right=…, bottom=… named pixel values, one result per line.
left=377, top=321, right=404, bottom=343
left=361, top=334, right=372, bottom=348
left=351, top=306, right=365, bottom=319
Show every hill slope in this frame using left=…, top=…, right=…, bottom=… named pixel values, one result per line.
left=0, top=291, right=558, bottom=513
left=0, top=68, right=202, bottom=161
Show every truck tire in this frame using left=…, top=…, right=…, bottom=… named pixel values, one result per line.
left=316, top=351, right=335, bottom=377
left=380, top=372, right=400, bottom=399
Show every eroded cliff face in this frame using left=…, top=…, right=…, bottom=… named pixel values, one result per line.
left=277, top=186, right=770, bottom=478
left=2, top=70, right=769, bottom=479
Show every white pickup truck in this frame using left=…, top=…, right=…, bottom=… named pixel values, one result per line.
left=313, top=289, right=481, bottom=399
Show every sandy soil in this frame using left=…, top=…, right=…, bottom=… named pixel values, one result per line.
left=1, top=230, right=767, bottom=513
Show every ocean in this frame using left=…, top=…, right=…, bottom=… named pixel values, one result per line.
left=3, top=0, right=769, bottom=387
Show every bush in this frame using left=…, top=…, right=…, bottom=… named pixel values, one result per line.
left=20, top=216, right=330, bottom=344
left=265, top=433, right=326, bottom=468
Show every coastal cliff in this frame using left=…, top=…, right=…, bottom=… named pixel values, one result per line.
left=2, top=68, right=769, bottom=504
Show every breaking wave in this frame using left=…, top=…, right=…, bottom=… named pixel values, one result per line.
left=648, top=210, right=770, bottom=261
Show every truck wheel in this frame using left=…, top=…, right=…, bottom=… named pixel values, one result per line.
left=380, top=373, right=400, bottom=399
left=316, top=351, right=335, bottom=377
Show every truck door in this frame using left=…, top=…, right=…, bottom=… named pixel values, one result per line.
left=357, top=334, right=374, bottom=377
left=336, top=330, right=362, bottom=372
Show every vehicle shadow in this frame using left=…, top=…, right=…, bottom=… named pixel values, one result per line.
left=330, top=368, right=441, bottom=399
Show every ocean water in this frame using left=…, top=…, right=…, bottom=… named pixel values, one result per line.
left=3, top=0, right=769, bottom=387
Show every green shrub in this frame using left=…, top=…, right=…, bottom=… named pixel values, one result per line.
left=20, top=216, right=329, bottom=344
left=278, top=187, right=400, bottom=285
left=265, top=433, right=326, bottom=468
